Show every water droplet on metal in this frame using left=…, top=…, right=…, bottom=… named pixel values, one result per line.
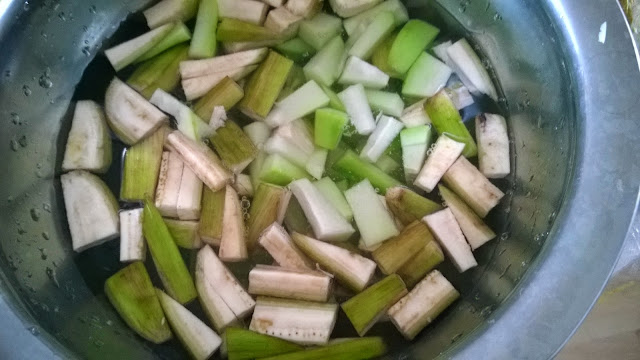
left=22, top=85, right=32, bottom=96
left=4, top=70, right=11, bottom=78
left=11, top=112, right=20, bottom=125
left=39, top=74, right=53, bottom=89
left=82, top=25, right=88, bottom=32
left=28, top=326, right=40, bottom=336
left=46, top=267, right=60, bottom=288
left=82, top=46, right=91, bottom=56
left=39, top=248, right=48, bottom=260
left=23, top=0, right=30, bottom=11
left=40, top=31, right=48, bottom=40
left=58, top=12, right=66, bottom=21
left=18, top=135, right=27, bottom=147
left=10, top=139, right=18, bottom=151
left=43, top=203, right=51, bottom=212
left=89, top=5, right=96, bottom=13
left=30, top=208, right=41, bottom=221
left=42, top=231, right=50, bottom=240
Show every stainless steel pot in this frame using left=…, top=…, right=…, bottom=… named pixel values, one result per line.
left=1, top=0, right=639, bottom=359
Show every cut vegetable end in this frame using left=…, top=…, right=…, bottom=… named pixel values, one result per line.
left=209, top=120, right=257, bottom=173
left=298, top=12, right=343, bottom=51
left=345, top=179, right=399, bottom=247
left=217, top=18, right=281, bottom=43
left=274, top=37, right=316, bottom=63
left=248, top=265, right=332, bottom=302
left=446, top=38, right=498, bottom=100
left=314, top=108, right=348, bottom=150
left=341, top=275, right=407, bottom=336
left=289, top=178, right=355, bottom=242
left=303, top=35, right=345, bottom=87
left=389, top=20, right=440, bottom=75
left=225, top=328, right=303, bottom=360
left=156, top=289, right=222, bottom=360
left=343, top=0, right=409, bottom=36
left=104, top=262, right=172, bottom=344
left=121, top=126, right=169, bottom=201
left=136, top=22, right=192, bottom=63
left=397, top=240, right=445, bottom=287
left=385, top=186, right=442, bottom=226
left=188, top=0, right=219, bottom=59
left=239, top=50, right=294, bottom=120
left=62, top=100, right=112, bottom=173
left=249, top=296, right=338, bottom=345
left=199, top=187, right=225, bottom=246
left=413, top=135, right=466, bottom=193
left=365, top=90, right=404, bottom=118
left=120, top=209, right=146, bottom=262
left=372, top=220, right=434, bottom=274
left=338, top=84, right=376, bottom=136
left=166, top=219, right=202, bottom=249
left=194, top=76, right=245, bottom=120
left=347, top=11, right=395, bottom=60
left=104, top=23, right=175, bottom=71
left=218, top=0, right=269, bottom=25
left=423, top=208, right=477, bottom=273
left=360, top=115, right=404, bottom=163
left=425, top=90, right=478, bottom=158
left=313, top=177, right=353, bottom=222
left=143, top=201, right=197, bottom=303
left=334, top=150, right=401, bottom=194
left=258, top=223, right=314, bottom=271
left=247, top=184, right=287, bottom=250
left=476, top=113, right=510, bottom=179
left=61, top=170, right=119, bottom=252
left=261, top=337, right=387, bottom=360
left=128, top=45, right=189, bottom=99
left=338, top=56, right=390, bottom=90
left=259, top=154, right=310, bottom=186
left=265, top=80, right=330, bottom=127
left=291, top=232, right=377, bottom=292
left=388, top=270, right=459, bottom=340
left=402, top=52, right=452, bottom=99
left=218, top=185, right=248, bottom=262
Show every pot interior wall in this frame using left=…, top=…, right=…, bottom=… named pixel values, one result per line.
left=0, top=0, right=574, bottom=358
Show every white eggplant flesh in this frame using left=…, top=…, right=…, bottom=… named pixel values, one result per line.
left=328, top=0, right=383, bottom=17
left=182, top=65, right=258, bottom=101
left=338, top=84, right=376, bottom=135
left=438, top=185, right=495, bottom=251
left=144, top=0, right=198, bottom=28
left=400, top=99, right=431, bottom=128
left=180, top=48, right=269, bottom=79
left=476, top=113, right=510, bottom=179
left=258, top=223, right=314, bottom=271
left=449, top=83, right=475, bottom=110
left=344, top=179, right=399, bottom=248
left=248, top=265, right=332, bottom=302
left=61, top=171, right=119, bottom=252
left=360, top=115, right=404, bottom=163
left=446, top=39, right=497, bottom=100
left=249, top=296, right=338, bottom=345
left=209, top=106, right=228, bottom=132
left=119, top=209, right=146, bottom=262
left=104, top=78, right=168, bottom=145
left=218, top=185, right=248, bottom=262
left=155, top=151, right=184, bottom=219
left=62, top=100, right=112, bottom=173
left=414, top=135, right=466, bottom=193
left=150, top=89, right=213, bottom=140
left=233, top=174, right=254, bottom=197
left=265, top=6, right=303, bottom=34
left=176, top=165, right=203, bottom=220
left=423, top=209, right=477, bottom=272
left=289, top=178, right=355, bottom=242
left=156, top=289, right=222, bottom=360
left=197, top=246, right=255, bottom=318
left=218, top=0, right=269, bottom=24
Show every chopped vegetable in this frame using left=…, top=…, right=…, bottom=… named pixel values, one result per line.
left=364, top=90, right=404, bottom=117
left=414, top=135, right=466, bottom=193
left=150, top=89, right=212, bottom=140
left=104, top=78, right=168, bottom=145
left=239, top=50, right=294, bottom=120
left=371, top=220, right=433, bottom=274
left=195, top=246, right=241, bottom=331
left=218, top=0, right=269, bottom=25
left=249, top=296, right=338, bottom=345
left=402, top=53, right=452, bottom=98
left=388, top=20, right=439, bottom=75
left=265, top=7, right=303, bottom=34
left=303, top=36, right=345, bottom=87
left=135, top=22, right=192, bottom=63
left=156, top=289, right=222, bottom=360
left=360, top=115, right=404, bottom=163
left=320, top=84, right=346, bottom=111
left=155, top=151, right=203, bottom=220
left=261, top=337, right=387, bottom=360
left=388, top=270, right=459, bottom=340
left=165, top=219, right=202, bottom=249
left=338, top=84, right=376, bottom=135
left=278, top=65, right=307, bottom=100
left=219, top=185, right=248, bottom=262
left=258, top=223, right=314, bottom=270
left=143, top=0, right=199, bottom=29
left=247, top=184, right=290, bottom=249
left=275, top=38, right=316, bottom=63
left=291, top=232, right=377, bottom=292
left=193, top=76, right=245, bottom=119
left=62, top=101, right=111, bottom=173
left=217, top=18, right=281, bottom=43
left=298, top=13, right=343, bottom=50
left=259, top=154, right=310, bottom=186
left=209, top=120, right=257, bottom=173
left=199, top=187, right=225, bottom=246
left=343, top=0, right=408, bottom=36
left=423, top=208, right=477, bottom=272
left=264, top=119, right=315, bottom=168
left=400, top=125, right=432, bottom=183
left=396, top=241, right=444, bottom=287
left=285, top=0, right=322, bottom=19
left=438, top=185, right=495, bottom=250
left=225, top=328, right=303, bottom=360
left=341, top=274, right=407, bottom=335
left=347, top=11, right=395, bottom=60
left=128, top=45, right=189, bottom=99
left=313, top=177, right=353, bottom=221
left=189, top=0, right=219, bottom=59
left=143, top=201, right=197, bottom=304
left=166, top=130, right=233, bottom=192
left=61, top=170, right=119, bottom=252
left=442, top=156, right=505, bottom=217
left=338, top=56, right=390, bottom=89
left=329, top=0, right=382, bottom=17
left=306, top=148, right=328, bottom=180
left=334, top=150, right=401, bottom=193
left=120, top=127, right=168, bottom=201
left=183, top=64, right=257, bottom=101
left=424, top=90, right=477, bottom=158
left=449, top=83, right=475, bottom=110
left=476, top=113, right=510, bottom=178
left=104, top=23, right=175, bottom=71
left=265, top=80, right=330, bottom=127
left=371, top=31, right=403, bottom=79
left=345, top=179, right=399, bottom=247
left=249, top=265, right=332, bottom=302
left=244, top=121, right=272, bottom=149
left=385, top=186, right=441, bottom=226
left=446, top=39, right=498, bottom=100
left=400, top=98, right=430, bottom=127
left=181, top=48, right=268, bottom=79
left=104, top=262, right=172, bottom=343
left=120, top=209, right=145, bottom=262
left=314, top=108, right=348, bottom=150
